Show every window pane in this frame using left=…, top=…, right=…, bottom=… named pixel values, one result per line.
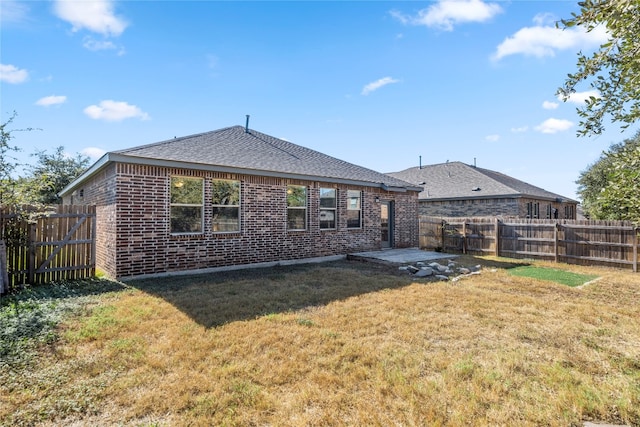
left=213, top=207, right=239, bottom=232
left=347, top=210, right=361, bottom=228
left=287, top=186, right=306, bottom=207
left=171, top=206, right=202, bottom=233
left=171, top=177, right=203, bottom=204
left=212, top=180, right=240, bottom=205
left=320, top=210, right=336, bottom=229
left=347, top=190, right=361, bottom=228
left=320, top=188, right=336, bottom=208
left=287, top=209, right=306, bottom=230
left=347, top=190, right=361, bottom=210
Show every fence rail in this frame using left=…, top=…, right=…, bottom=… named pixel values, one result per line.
left=419, top=216, right=639, bottom=272
left=0, top=205, right=96, bottom=291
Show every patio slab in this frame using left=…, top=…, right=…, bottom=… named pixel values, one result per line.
left=348, top=248, right=457, bottom=264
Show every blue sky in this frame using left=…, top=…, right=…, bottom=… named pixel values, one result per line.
left=1, top=0, right=636, bottom=200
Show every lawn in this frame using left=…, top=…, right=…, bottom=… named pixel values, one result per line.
left=508, top=265, right=600, bottom=287
left=1, top=257, right=639, bottom=426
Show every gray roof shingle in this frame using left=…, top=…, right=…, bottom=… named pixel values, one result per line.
left=62, top=126, right=420, bottom=195
left=387, top=161, right=576, bottom=202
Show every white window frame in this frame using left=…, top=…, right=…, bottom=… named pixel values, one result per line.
left=319, top=188, right=337, bottom=230
left=170, top=176, right=204, bottom=234
left=347, top=190, right=362, bottom=229
left=287, top=185, right=307, bottom=231
left=211, top=179, right=241, bottom=233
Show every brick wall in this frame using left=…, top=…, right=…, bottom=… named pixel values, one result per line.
left=419, top=197, right=577, bottom=219
left=70, top=163, right=419, bottom=278
left=63, top=164, right=118, bottom=276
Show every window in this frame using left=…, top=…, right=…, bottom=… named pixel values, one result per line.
left=565, top=205, right=575, bottom=219
left=287, top=185, right=307, bottom=230
left=526, top=202, right=540, bottom=219
left=212, top=179, right=240, bottom=232
left=171, top=177, right=203, bottom=233
left=546, top=204, right=552, bottom=219
left=347, top=190, right=362, bottom=228
left=319, top=188, right=337, bottom=230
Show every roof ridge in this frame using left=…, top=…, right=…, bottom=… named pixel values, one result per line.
left=64, top=125, right=421, bottom=194
left=114, top=125, right=242, bottom=154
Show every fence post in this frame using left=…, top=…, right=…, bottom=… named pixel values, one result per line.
left=441, top=220, right=446, bottom=251
left=0, top=240, right=7, bottom=294
left=28, top=221, right=36, bottom=285
left=494, top=217, right=500, bottom=257
left=634, top=227, right=639, bottom=273
left=554, top=222, right=560, bottom=263
left=462, top=222, right=467, bottom=254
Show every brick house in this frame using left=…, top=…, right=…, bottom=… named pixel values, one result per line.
left=60, top=125, right=421, bottom=279
left=387, top=161, right=578, bottom=219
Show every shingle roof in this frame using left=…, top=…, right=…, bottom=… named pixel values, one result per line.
left=387, top=161, right=576, bottom=202
left=62, top=126, right=420, bottom=196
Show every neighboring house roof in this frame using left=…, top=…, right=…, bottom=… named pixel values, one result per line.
left=61, top=125, right=421, bottom=196
left=387, top=161, right=577, bottom=203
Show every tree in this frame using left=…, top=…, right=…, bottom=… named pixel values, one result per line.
left=597, top=140, right=640, bottom=222
left=20, top=146, right=90, bottom=205
left=0, top=113, right=23, bottom=205
left=576, top=130, right=640, bottom=221
left=558, top=0, right=640, bottom=136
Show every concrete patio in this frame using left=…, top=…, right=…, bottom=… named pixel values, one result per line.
left=348, top=248, right=457, bottom=264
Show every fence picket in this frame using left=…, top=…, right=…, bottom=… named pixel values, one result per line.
left=420, top=216, right=639, bottom=272
left=0, top=205, right=96, bottom=290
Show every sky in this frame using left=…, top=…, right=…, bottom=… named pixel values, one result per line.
left=1, top=0, right=637, bottom=201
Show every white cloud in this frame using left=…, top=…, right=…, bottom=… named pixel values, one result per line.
left=532, top=12, right=557, bottom=26
left=535, top=118, right=573, bottom=134
left=361, top=77, right=400, bottom=95
left=0, top=63, right=28, bottom=83
left=511, top=126, right=529, bottom=133
left=542, top=100, right=559, bottom=110
left=492, top=20, right=607, bottom=61
left=391, top=0, right=502, bottom=31
left=485, top=134, right=500, bottom=142
left=83, top=37, right=120, bottom=52
left=54, top=0, right=127, bottom=37
left=81, top=147, right=107, bottom=159
left=35, top=95, right=67, bottom=106
left=559, top=90, right=600, bottom=104
left=1, top=0, right=30, bottom=24
left=84, top=100, right=150, bottom=122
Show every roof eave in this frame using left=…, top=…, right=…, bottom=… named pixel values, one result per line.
left=61, top=154, right=421, bottom=196
left=382, top=183, right=423, bottom=193
left=419, top=193, right=578, bottom=203
left=59, top=153, right=111, bottom=197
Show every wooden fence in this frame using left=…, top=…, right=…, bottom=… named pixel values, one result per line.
left=0, top=205, right=96, bottom=291
left=419, top=216, right=639, bottom=272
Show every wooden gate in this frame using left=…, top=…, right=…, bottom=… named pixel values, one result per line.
left=0, top=205, right=96, bottom=290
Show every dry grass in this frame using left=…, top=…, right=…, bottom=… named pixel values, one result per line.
left=2, top=257, right=639, bottom=426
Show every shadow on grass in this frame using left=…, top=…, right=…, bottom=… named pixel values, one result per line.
left=125, top=260, right=417, bottom=329
left=1, top=278, right=129, bottom=366
left=1, top=278, right=129, bottom=303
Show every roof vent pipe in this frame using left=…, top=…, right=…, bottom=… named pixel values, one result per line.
left=245, top=115, right=250, bottom=133
left=419, top=155, right=422, bottom=169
